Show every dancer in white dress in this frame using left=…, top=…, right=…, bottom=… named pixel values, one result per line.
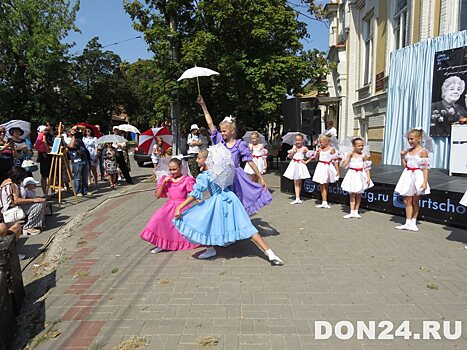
left=340, top=137, right=373, bottom=218
left=394, top=128, right=431, bottom=232
left=244, top=131, right=267, bottom=183
left=283, top=134, right=311, bottom=204
left=312, top=134, right=339, bottom=208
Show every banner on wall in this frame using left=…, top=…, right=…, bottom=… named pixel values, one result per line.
left=430, top=46, right=467, bottom=137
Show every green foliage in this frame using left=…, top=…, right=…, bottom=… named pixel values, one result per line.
left=124, top=0, right=329, bottom=130
left=0, top=0, right=80, bottom=124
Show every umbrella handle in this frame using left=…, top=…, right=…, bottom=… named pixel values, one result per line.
left=196, top=76, right=201, bottom=95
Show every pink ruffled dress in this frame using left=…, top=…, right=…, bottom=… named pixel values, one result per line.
left=140, top=175, right=200, bottom=251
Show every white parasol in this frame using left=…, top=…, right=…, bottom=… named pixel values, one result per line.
left=1, top=120, right=31, bottom=139
left=281, top=132, right=308, bottom=146
left=117, top=124, right=140, bottom=134
left=242, top=131, right=266, bottom=145
left=177, top=66, right=220, bottom=94
left=206, top=144, right=235, bottom=189
left=96, top=134, right=127, bottom=145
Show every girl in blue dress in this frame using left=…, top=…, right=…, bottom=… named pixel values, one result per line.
left=197, top=95, right=272, bottom=216
left=173, top=146, right=283, bottom=265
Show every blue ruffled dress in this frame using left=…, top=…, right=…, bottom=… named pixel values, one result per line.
left=173, top=171, right=258, bottom=246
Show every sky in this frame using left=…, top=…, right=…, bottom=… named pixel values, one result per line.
left=66, top=0, right=330, bottom=63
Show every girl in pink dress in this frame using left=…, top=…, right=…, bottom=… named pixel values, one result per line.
left=140, top=158, right=199, bottom=253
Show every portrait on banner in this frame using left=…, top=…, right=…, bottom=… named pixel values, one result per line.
left=430, top=46, right=467, bottom=137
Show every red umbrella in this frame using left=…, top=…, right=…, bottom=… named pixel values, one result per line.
left=138, top=127, right=172, bottom=154
left=75, top=122, right=103, bottom=138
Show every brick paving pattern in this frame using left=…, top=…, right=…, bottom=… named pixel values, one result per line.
left=28, top=174, right=467, bottom=350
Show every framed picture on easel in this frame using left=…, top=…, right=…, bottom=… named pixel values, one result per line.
left=50, top=137, right=62, bottom=155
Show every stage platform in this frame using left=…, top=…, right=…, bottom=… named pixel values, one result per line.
left=280, top=162, right=467, bottom=229
left=369, top=164, right=465, bottom=194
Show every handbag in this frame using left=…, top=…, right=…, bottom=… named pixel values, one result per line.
left=0, top=182, right=26, bottom=223
left=3, top=206, right=25, bottom=223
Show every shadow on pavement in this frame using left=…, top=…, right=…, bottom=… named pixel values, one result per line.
left=251, top=217, right=280, bottom=237
left=192, top=240, right=271, bottom=264
left=443, top=226, right=467, bottom=244
left=13, top=271, right=56, bottom=350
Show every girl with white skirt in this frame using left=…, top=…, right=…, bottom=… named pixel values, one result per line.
left=394, top=128, right=431, bottom=232
left=340, top=137, right=373, bottom=218
left=283, top=134, right=311, bottom=204
left=312, top=134, right=339, bottom=208
left=244, top=131, right=268, bottom=183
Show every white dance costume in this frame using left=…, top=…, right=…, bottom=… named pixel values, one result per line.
left=312, top=148, right=338, bottom=184
left=341, top=156, right=374, bottom=193
left=244, top=144, right=267, bottom=174
left=394, top=149, right=431, bottom=196
left=283, top=147, right=311, bottom=180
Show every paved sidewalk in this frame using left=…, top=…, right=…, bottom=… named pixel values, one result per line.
left=18, top=171, right=467, bottom=350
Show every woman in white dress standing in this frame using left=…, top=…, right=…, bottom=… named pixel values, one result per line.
left=283, top=134, right=311, bottom=204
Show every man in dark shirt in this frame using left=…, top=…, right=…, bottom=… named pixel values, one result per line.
left=66, top=126, right=90, bottom=196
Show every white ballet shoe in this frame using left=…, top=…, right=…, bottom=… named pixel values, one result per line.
left=322, top=204, right=331, bottom=209
left=408, top=219, right=419, bottom=231
left=343, top=213, right=354, bottom=219
left=150, top=247, right=163, bottom=254
left=290, top=199, right=302, bottom=205
left=352, top=212, right=361, bottom=218
left=269, top=255, right=284, bottom=266
left=198, top=247, right=217, bottom=259
left=316, top=203, right=327, bottom=208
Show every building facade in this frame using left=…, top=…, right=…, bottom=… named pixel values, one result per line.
left=325, top=0, right=467, bottom=163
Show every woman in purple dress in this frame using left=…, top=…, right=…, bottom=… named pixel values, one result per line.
left=197, top=95, right=272, bottom=215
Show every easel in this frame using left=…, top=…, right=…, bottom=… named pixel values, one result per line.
left=46, top=123, right=78, bottom=207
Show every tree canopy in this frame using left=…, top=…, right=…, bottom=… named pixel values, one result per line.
left=0, top=0, right=80, bottom=123
left=124, top=0, right=329, bottom=130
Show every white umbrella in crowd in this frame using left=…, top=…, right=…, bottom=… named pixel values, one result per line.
left=117, top=124, right=140, bottom=134
left=96, top=134, right=127, bottom=145
left=0, top=120, right=31, bottom=139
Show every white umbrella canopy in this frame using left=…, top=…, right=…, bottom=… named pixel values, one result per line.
left=281, top=132, right=308, bottom=145
left=0, top=120, right=31, bottom=139
left=96, top=134, right=127, bottom=145
left=117, top=124, right=140, bottom=134
left=177, top=66, right=220, bottom=94
left=242, top=131, right=266, bottom=145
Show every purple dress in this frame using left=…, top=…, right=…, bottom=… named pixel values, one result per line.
left=211, top=128, right=272, bottom=215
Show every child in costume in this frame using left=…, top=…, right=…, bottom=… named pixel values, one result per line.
left=340, top=137, right=373, bottom=218
left=282, top=133, right=311, bottom=204
left=312, top=134, right=339, bottom=208
left=394, top=128, right=431, bottom=232
left=197, top=95, right=271, bottom=215
left=140, top=158, right=199, bottom=253
left=173, top=146, right=283, bottom=265
left=244, top=131, right=268, bottom=183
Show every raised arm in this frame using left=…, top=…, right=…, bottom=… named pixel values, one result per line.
left=197, top=95, right=215, bottom=133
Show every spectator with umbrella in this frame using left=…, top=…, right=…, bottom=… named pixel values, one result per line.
left=112, top=127, right=133, bottom=184
left=8, top=126, right=32, bottom=170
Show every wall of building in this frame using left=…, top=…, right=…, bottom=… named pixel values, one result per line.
left=325, top=0, right=465, bottom=164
